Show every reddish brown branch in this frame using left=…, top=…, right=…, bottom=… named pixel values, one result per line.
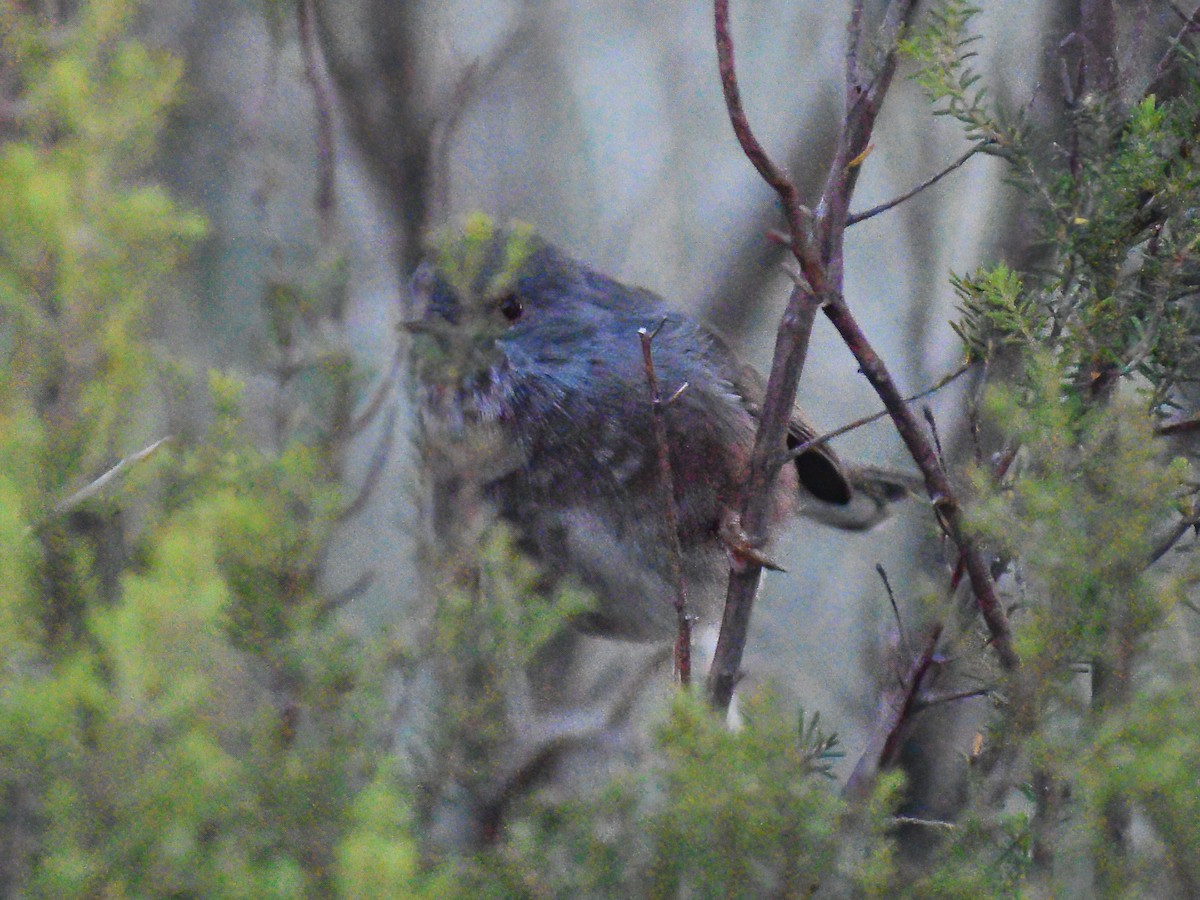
left=788, top=360, right=973, bottom=460
left=706, top=0, right=826, bottom=711
left=821, top=301, right=1019, bottom=670
left=707, top=0, right=1020, bottom=717
left=640, top=325, right=692, bottom=686
left=713, top=0, right=815, bottom=268
left=845, top=624, right=943, bottom=801
left=847, top=142, right=992, bottom=227
left=707, top=281, right=821, bottom=709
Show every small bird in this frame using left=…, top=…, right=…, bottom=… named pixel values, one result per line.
left=407, top=214, right=910, bottom=641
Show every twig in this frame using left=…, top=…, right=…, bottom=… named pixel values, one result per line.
left=924, top=405, right=946, bottom=471
left=877, top=563, right=912, bottom=663
left=915, top=687, right=991, bottom=710
left=318, top=568, right=377, bottom=617
left=1154, top=414, right=1200, bottom=437
left=847, top=141, right=992, bottom=226
left=894, top=815, right=957, bottom=829
left=54, top=437, right=172, bottom=514
left=712, top=0, right=813, bottom=263
left=429, top=23, right=532, bottom=222
left=788, top=360, right=973, bottom=460
left=346, top=343, right=404, bottom=437
left=710, top=0, right=1020, bottom=717
left=1146, top=514, right=1200, bottom=567
left=845, top=624, right=943, bottom=801
left=640, top=323, right=692, bottom=686
left=1147, top=4, right=1200, bottom=99
left=337, top=399, right=399, bottom=523
left=804, top=4, right=1017, bottom=678
left=297, top=0, right=337, bottom=233
left=820, top=301, right=1018, bottom=671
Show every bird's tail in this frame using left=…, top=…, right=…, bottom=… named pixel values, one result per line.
left=798, top=463, right=921, bottom=531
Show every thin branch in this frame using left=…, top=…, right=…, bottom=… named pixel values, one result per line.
left=847, top=141, right=992, bottom=226
left=924, top=406, right=946, bottom=471
left=789, top=361, right=974, bottom=460
left=845, top=624, right=943, bottom=801
left=797, top=6, right=1019, bottom=676
left=1146, top=514, right=1200, bottom=566
left=712, top=0, right=813, bottom=262
left=877, top=563, right=912, bottom=663
left=429, top=22, right=531, bottom=222
left=54, top=437, right=172, bottom=514
left=318, top=568, right=376, bottom=617
left=894, top=815, right=957, bottom=830
left=820, top=300, right=1019, bottom=671
left=706, top=0, right=1019, bottom=716
left=346, top=343, right=404, bottom=437
left=915, top=687, right=992, bottom=710
left=713, top=0, right=801, bottom=218
left=337, top=400, right=399, bottom=523
left=1155, top=414, right=1200, bottom=437
left=640, top=323, right=692, bottom=686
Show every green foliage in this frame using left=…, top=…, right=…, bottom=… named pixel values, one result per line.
left=646, top=689, right=844, bottom=896
left=913, top=1, right=1200, bottom=895
left=898, top=2, right=1009, bottom=148
left=1079, top=676, right=1200, bottom=892
left=5, top=1, right=1200, bottom=896
left=950, top=264, right=1046, bottom=359
left=470, top=686, right=881, bottom=898
left=0, top=1, right=443, bottom=895
left=940, top=25, right=1200, bottom=414
left=967, top=359, right=1186, bottom=672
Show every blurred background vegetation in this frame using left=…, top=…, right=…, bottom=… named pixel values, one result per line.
left=1, top=0, right=1198, bottom=895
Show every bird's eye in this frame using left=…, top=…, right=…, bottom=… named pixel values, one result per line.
left=498, top=292, right=524, bottom=322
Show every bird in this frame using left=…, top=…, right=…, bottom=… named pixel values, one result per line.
left=405, top=213, right=911, bottom=641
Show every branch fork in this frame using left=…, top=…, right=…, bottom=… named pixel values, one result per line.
left=706, top=0, right=1018, bottom=744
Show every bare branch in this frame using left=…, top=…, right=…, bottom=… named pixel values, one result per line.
left=639, top=324, right=692, bottom=686
left=819, top=300, right=1018, bottom=670
left=346, top=344, right=404, bottom=437
left=55, top=437, right=172, bottom=514
left=845, top=624, right=943, bottom=801
left=915, top=687, right=992, bottom=710
left=847, top=142, right=992, bottom=226
left=429, top=22, right=532, bottom=222
left=338, top=400, right=399, bottom=524
left=712, top=0, right=814, bottom=261
left=710, top=0, right=1019, bottom=718
left=877, top=563, right=912, bottom=663
left=788, top=361, right=973, bottom=461
left=894, top=815, right=957, bottom=829
left=1148, top=4, right=1200, bottom=101
left=1147, top=514, right=1200, bottom=567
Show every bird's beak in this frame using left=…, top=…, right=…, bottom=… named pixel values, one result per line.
left=401, top=318, right=436, bottom=335
left=400, top=317, right=458, bottom=344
